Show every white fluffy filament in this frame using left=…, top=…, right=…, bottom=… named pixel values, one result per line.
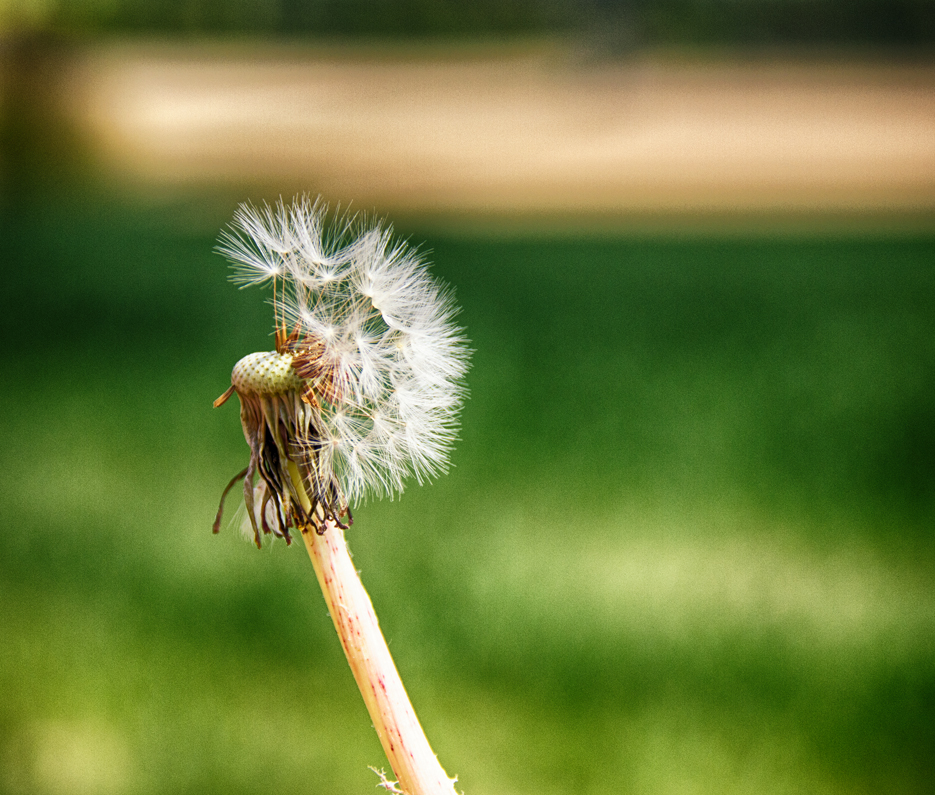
left=219, top=196, right=471, bottom=508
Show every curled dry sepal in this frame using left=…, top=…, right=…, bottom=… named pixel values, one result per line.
left=213, top=195, right=471, bottom=546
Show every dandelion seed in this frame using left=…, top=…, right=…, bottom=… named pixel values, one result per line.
left=213, top=196, right=470, bottom=547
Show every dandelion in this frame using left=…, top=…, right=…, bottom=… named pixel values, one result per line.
left=213, top=196, right=468, bottom=795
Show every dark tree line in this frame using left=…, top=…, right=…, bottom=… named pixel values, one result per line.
left=9, top=0, right=935, bottom=47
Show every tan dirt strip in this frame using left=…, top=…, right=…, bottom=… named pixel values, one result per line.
left=70, top=44, right=935, bottom=219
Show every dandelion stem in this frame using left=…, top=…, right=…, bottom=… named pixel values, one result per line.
left=288, top=463, right=458, bottom=795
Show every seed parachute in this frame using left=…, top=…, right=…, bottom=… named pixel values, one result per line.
left=213, top=196, right=471, bottom=547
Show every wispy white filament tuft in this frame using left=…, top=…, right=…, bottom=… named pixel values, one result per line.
left=218, top=196, right=471, bottom=507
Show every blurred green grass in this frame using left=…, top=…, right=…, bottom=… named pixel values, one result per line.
left=1, top=193, right=933, bottom=794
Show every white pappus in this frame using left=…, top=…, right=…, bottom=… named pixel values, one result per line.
left=213, top=196, right=471, bottom=547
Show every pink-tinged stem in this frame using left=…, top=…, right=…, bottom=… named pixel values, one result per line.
left=293, top=480, right=458, bottom=794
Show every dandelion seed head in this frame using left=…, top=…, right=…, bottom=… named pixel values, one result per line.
left=214, top=195, right=471, bottom=544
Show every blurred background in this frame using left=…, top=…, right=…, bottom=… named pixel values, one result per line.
left=1, top=2, right=934, bottom=794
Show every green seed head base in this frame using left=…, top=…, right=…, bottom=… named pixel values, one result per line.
left=232, top=351, right=304, bottom=396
